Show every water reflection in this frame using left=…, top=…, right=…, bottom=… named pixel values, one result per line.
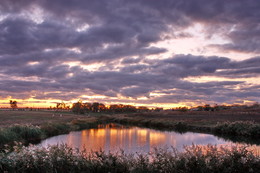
left=39, top=124, right=259, bottom=154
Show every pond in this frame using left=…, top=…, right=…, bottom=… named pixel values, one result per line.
left=38, top=124, right=260, bottom=154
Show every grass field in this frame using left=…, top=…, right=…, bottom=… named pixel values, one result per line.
left=0, top=110, right=95, bottom=127
left=1, top=108, right=259, bottom=127
left=125, top=108, right=260, bottom=124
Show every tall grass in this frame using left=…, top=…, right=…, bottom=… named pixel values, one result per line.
left=0, top=120, right=100, bottom=148
left=213, top=121, right=260, bottom=138
left=9, top=125, right=43, bottom=141
left=41, top=123, right=72, bottom=137
left=0, top=125, right=43, bottom=147
left=0, top=144, right=259, bottom=173
left=0, top=129, right=18, bottom=145
left=70, top=119, right=99, bottom=130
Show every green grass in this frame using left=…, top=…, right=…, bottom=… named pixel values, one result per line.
left=0, top=144, right=259, bottom=173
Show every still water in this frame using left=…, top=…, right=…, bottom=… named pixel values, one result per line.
left=39, top=124, right=259, bottom=154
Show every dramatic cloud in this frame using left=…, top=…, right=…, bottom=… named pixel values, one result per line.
left=0, top=0, right=259, bottom=107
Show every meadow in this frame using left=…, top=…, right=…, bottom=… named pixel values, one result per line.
left=0, top=110, right=88, bottom=127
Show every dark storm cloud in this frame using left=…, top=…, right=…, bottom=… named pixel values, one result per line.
left=0, top=0, right=259, bottom=104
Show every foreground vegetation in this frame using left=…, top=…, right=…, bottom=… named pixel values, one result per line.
left=0, top=144, right=259, bottom=173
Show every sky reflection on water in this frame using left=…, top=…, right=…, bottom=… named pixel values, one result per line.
left=39, top=124, right=259, bottom=154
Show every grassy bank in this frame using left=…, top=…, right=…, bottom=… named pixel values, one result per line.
left=0, top=117, right=100, bottom=148
left=0, top=144, right=259, bottom=173
left=100, top=114, right=260, bottom=144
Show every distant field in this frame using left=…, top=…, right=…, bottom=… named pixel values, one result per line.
left=0, top=108, right=259, bottom=128
left=0, top=110, right=88, bottom=127
left=125, top=108, right=260, bottom=125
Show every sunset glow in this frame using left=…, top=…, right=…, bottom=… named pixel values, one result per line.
left=0, top=1, right=259, bottom=108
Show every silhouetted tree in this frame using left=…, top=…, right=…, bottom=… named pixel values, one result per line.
left=203, top=104, right=213, bottom=111
left=178, top=106, right=188, bottom=112
left=83, top=102, right=92, bottom=112
left=9, top=100, right=18, bottom=110
left=98, top=103, right=106, bottom=112
left=138, top=106, right=149, bottom=112
left=56, top=102, right=67, bottom=110
left=154, top=107, right=163, bottom=112
left=72, top=101, right=85, bottom=114
left=91, top=102, right=100, bottom=112
left=197, top=106, right=204, bottom=111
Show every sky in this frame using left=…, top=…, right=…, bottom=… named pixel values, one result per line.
left=0, top=0, right=259, bottom=108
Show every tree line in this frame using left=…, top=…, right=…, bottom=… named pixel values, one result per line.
left=8, top=99, right=259, bottom=114
left=70, top=101, right=152, bottom=114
